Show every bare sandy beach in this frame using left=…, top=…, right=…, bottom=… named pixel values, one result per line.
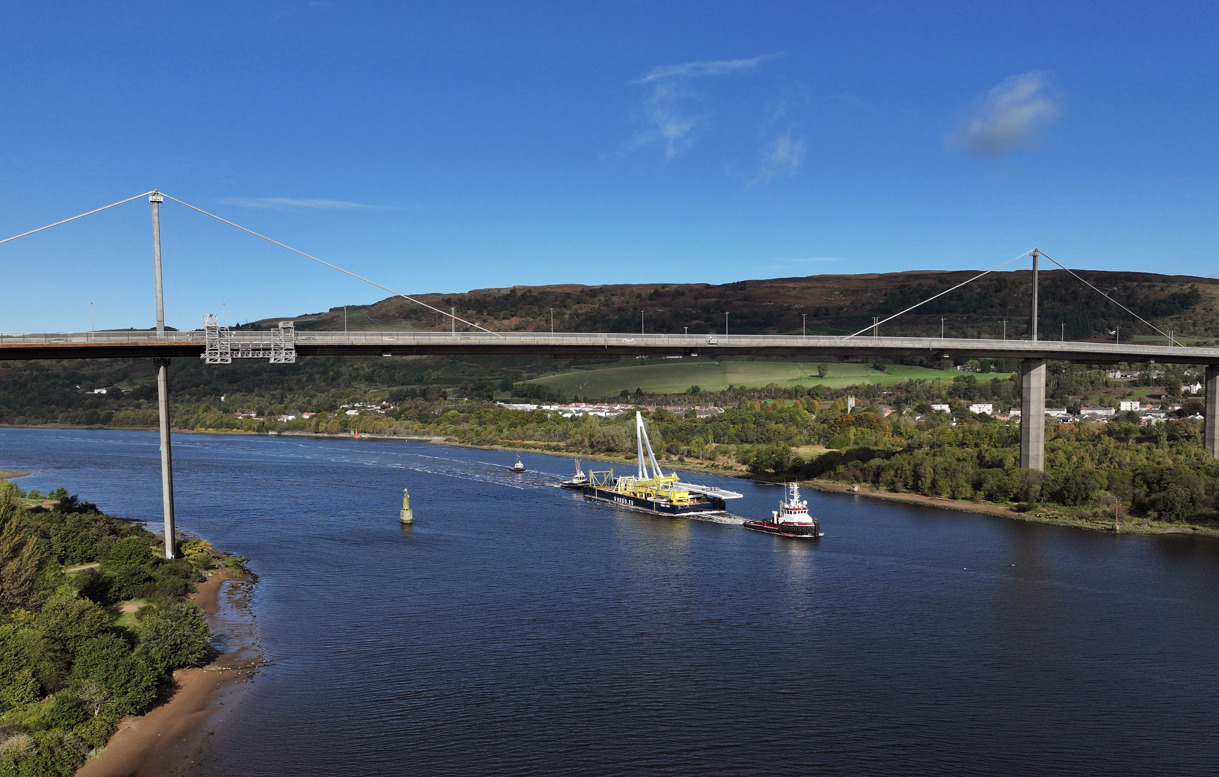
left=75, top=566, right=260, bottom=777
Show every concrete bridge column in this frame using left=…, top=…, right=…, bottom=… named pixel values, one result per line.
left=1206, top=365, right=1219, bottom=458
left=1020, top=359, right=1046, bottom=471
left=155, top=357, right=176, bottom=558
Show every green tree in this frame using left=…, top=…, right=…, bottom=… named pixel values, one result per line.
left=591, top=425, right=630, bottom=452
left=1052, top=469, right=1107, bottom=506
left=138, top=601, right=212, bottom=670
left=69, top=633, right=159, bottom=719
left=0, top=485, right=42, bottom=612
left=30, top=592, right=114, bottom=691
left=104, top=536, right=156, bottom=568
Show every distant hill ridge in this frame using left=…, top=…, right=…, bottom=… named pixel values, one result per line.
left=262, top=269, right=1219, bottom=344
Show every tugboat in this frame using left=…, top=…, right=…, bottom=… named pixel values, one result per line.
left=583, top=412, right=742, bottom=515
left=560, top=459, right=589, bottom=489
left=509, top=457, right=526, bottom=473
left=743, top=482, right=823, bottom=538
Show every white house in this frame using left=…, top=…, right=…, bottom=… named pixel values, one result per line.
left=1119, top=400, right=1141, bottom=412
left=968, top=403, right=993, bottom=415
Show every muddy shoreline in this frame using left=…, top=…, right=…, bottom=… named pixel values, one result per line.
left=74, top=566, right=261, bottom=777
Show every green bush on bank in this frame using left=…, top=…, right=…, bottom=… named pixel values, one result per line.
left=0, top=481, right=219, bottom=777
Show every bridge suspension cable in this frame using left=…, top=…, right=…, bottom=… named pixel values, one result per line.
left=0, top=191, right=155, bottom=247
left=1038, top=252, right=1180, bottom=346
left=160, top=193, right=502, bottom=337
left=843, top=250, right=1031, bottom=339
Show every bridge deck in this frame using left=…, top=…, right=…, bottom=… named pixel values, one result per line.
left=1, top=330, right=1217, bottom=364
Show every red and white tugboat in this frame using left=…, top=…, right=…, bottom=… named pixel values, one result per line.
left=743, top=482, right=823, bottom=538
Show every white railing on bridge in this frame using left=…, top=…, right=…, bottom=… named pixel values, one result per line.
left=0, top=331, right=205, bottom=343
left=3, top=329, right=1218, bottom=363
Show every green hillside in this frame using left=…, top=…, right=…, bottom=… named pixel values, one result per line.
left=263, top=268, right=1219, bottom=347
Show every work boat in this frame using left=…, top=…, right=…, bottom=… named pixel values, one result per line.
left=509, top=457, right=526, bottom=473
left=559, top=459, right=589, bottom=489
left=743, top=482, right=823, bottom=538
left=584, top=412, right=742, bottom=515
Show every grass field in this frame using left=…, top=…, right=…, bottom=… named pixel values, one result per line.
left=525, top=358, right=1011, bottom=397
left=1130, top=333, right=1215, bottom=346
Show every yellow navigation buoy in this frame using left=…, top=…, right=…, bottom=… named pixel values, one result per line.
left=400, top=487, right=414, bottom=524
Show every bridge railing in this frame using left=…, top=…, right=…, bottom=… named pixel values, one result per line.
left=0, top=331, right=206, bottom=344
left=3, top=329, right=1216, bottom=362
left=288, top=330, right=1202, bottom=358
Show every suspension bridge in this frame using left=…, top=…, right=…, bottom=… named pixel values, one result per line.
left=3, top=191, right=1218, bottom=556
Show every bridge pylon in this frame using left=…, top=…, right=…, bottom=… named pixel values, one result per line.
left=1020, top=359, right=1046, bottom=471
left=1207, top=366, right=1219, bottom=458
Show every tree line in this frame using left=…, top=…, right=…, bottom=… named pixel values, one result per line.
left=2, top=353, right=1215, bottom=528
left=0, top=483, right=235, bottom=776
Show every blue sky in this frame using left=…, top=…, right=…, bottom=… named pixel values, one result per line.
left=1, top=1, right=1216, bottom=332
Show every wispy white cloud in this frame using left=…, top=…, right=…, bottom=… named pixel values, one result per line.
left=947, top=71, right=1062, bottom=159
left=633, top=81, right=708, bottom=161
left=629, top=53, right=781, bottom=161
left=220, top=196, right=381, bottom=211
left=635, top=54, right=781, bottom=84
left=751, top=132, right=806, bottom=186
left=746, top=86, right=810, bottom=186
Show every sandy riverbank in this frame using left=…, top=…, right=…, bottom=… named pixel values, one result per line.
left=75, top=565, right=260, bottom=777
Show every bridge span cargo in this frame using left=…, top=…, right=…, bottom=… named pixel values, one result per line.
left=583, top=412, right=742, bottom=515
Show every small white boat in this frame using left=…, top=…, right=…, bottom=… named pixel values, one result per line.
left=509, top=457, right=526, bottom=473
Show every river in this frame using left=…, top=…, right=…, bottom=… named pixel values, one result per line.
left=5, top=427, right=1219, bottom=776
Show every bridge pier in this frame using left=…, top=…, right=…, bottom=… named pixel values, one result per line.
left=1206, top=365, right=1219, bottom=458
left=150, top=193, right=177, bottom=559
left=1020, top=359, right=1046, bottom=471
left=155, top=358, right=177, bottom=558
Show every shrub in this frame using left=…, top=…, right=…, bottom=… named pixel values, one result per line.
left=180, top=539, right=215, bottom=569
left=138, top=601, right=212, bottom=670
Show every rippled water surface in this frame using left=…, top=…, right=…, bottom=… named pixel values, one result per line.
left=6, top=428, right=1219, bottom=775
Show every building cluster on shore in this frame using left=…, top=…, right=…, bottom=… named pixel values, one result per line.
left=901, top=400, right=1199, bottom=426
left=225, top=396, right=1197, bottom=427
left=496, top=401, right=725, bottom=418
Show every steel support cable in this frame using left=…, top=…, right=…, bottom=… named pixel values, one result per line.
left=160, top=193, right=502, bottom=337
left=0, top=191, right=155, bottom=247
left=842, top=251, right=1032, bottom=339
left=1040, top=252, right=1179, bottom=346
